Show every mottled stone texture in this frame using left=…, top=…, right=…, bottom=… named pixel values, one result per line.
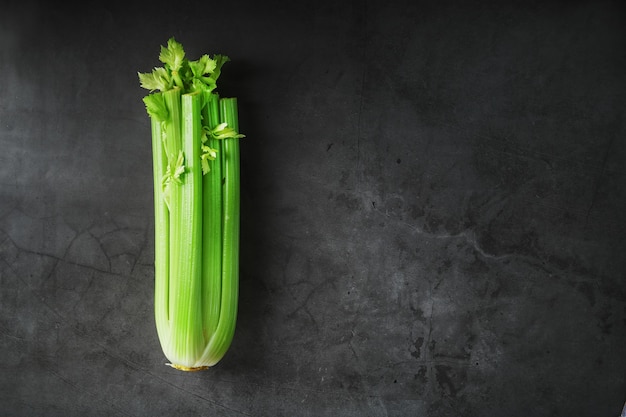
left=1, top=1, right=624, bottom=416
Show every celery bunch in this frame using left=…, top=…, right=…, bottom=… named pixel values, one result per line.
left=139, top=38, right=244, bottom=370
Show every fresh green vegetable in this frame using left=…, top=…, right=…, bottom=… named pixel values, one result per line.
left=139, top=38, right=244, bottom=370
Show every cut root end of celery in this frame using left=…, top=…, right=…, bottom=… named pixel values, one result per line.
left=166, top=363, right=210, bottom=372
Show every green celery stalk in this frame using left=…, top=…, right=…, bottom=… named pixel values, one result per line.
left=167, top=93, right=205, bottom=369
left=151, top=113, right=170, bottom=349
left=201, top=92, right=223, bottom=342
left=139, top=38, right=244, bottom=371
left=197, top=97, right=240, bottom=366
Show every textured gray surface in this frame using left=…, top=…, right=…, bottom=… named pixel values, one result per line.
left=1, top=0, right=625, bottom=416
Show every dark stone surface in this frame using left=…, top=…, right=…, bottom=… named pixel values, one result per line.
left=1, top=0, right=625, bottom=416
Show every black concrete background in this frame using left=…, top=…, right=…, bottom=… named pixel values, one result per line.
left=1, top=0, right=625, bottom=416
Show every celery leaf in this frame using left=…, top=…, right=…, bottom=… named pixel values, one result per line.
left=189, top=55, right=217, bottom=78
left=210, top=122, right=245, bottom=140
left=142, top=93, right=168, bottom=121
left=159, top=38, right=186, bottom=72
left=209, top=55, right=230, bottom=84
left=200, top=145, right=218, bottom=175
left=138, top=67, right=171, bottom=92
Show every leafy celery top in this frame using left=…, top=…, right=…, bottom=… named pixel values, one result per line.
left=138, top=38, right=244, bottom=201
